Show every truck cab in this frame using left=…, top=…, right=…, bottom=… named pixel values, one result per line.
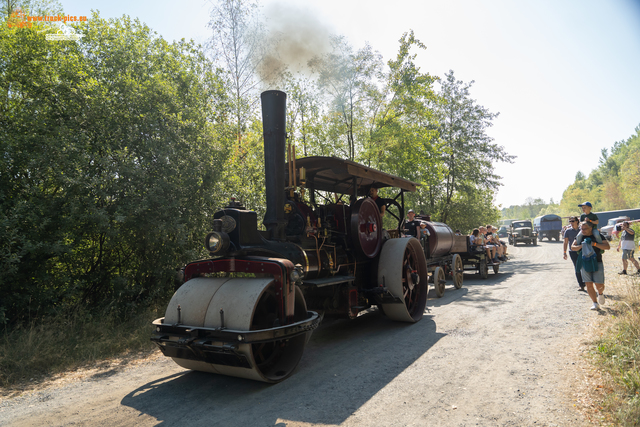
left=508, top=220, right=537, bottom=246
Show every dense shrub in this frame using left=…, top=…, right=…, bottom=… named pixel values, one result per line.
left=0, top=13, right=232, bottom=325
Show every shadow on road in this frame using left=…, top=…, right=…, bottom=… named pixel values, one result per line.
left=121, top=311, right=444, bottom=425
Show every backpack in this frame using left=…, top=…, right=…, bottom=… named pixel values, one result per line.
left=581, top=238, right=598, bottom=273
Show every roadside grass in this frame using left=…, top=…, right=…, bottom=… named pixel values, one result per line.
left=592, top=248, right=640, bottom=426
left=0, top=305, right=162, bottom=392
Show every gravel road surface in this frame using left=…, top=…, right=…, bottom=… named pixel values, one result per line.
left=0, top=241, right=594, bottom=426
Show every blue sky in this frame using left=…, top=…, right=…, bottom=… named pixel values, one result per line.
left=60, top=0, right=640, bottom=208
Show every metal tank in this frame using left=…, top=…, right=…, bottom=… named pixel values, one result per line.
left=422, top=221, right=455, bottom=258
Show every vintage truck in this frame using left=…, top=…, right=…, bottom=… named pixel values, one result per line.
left=533, top=214, right=563, bottom=241
left=508, top=220, right=537, bottom=246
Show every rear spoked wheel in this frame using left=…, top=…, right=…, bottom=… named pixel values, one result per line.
left=378, top=238, right=428, bottom=323
left=452, top=254, right=464, bottom=289
left=479, top=258, right=488, bottom=279
left=434, top=266, right=446, bottom=298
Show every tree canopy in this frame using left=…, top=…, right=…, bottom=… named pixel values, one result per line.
left=502, top=125, right=640, bottom=222
left=0, top=1, right=514, bottom=326
left=0, top=12, right=232, bottom=324
left=557, top=126, right=640, bottom=216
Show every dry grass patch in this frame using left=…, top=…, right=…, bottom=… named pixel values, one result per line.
left=580, top=249, right=640, bottom=426
left=0, top=306, right=163, bottom=398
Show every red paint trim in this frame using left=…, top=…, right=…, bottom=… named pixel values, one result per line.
left=183, top=257, right=296, bottom=322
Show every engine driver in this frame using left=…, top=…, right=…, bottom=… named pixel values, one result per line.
left=368, top=186, right=386, bottom=216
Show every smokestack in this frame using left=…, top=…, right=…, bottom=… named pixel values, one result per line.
left=261, top=90, right=287, bottom=241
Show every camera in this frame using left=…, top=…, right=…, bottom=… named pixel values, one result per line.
left=616, top=224, right=622, bottom=231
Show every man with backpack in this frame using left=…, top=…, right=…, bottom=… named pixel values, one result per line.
left=571, top=221, right=611, bottom=310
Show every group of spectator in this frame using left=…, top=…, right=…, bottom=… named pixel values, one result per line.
left=470, top=225, right=507, bottom=264
left=393, top=195, right=638, bottom=313
left=562, top=201, right=613, bottom=311
left=400, top=205, right=508, bottom=265
left=563, top=201, right=640, bottom=311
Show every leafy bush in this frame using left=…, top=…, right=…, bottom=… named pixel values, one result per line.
left=0, top=13, right=232, bottom=325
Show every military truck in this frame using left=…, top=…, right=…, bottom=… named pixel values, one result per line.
left=508, top=220, right=537, bottom=246
left=533, top=214, right=563, bottom=241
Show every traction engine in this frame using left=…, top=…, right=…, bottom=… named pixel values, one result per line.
left=151, top=90, right=445, bottom=382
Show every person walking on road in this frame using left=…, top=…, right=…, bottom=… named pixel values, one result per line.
left=563, top=216, right=585, bottom=290
left=572, top=221, right=610, bottom=310
left=617, top=221, right=639, bottom=275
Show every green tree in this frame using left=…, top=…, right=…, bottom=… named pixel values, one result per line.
left=433, top=70, right=514, bottom=224
left=620, top=149, right=640, bottom=207
left=207, top=0, right=280, bottom=210
left=0, top=13, right=231, bottom=325
left=276, top=73, right=324, bottom=157
left=208, top=0, right=265, bottom=144
left=558, top=125, right=640, bottom=214
left=1, top=0, right=61, bottom=19
left=447, top=188, right=500, bottom=233
left=364, top=31, right=442, bottom=217
left=309, top=36, right=383, bottom=161
left=501, top=198, right=559, bottom=220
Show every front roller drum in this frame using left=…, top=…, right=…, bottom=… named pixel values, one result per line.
left=157, top=277, right=312, bottom=383
left=377, top=237, right=428, bottom=322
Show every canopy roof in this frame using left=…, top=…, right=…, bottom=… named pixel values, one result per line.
left=294, top=156, right=418, bottom=195
left=534, top=214, right=562, bottom=221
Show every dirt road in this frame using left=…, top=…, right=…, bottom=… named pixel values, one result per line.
left=0, top=241, right=594, bottom=426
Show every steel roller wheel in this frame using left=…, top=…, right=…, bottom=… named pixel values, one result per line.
left=163, top=277, right=309, bottom=383
left=378, top=237, right=428, bottom=323
left=433, top=266, right=446, bottom=298
left=451, top=254, right=464, bottom=289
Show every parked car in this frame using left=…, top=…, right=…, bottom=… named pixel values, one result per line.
left=600, top=216, right=630, bottom=240
left=497, top=226, right=508, bottom=238
left=608, top=218, right=640, bottom=239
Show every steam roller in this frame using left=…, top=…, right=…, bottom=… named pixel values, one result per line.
left=151, top=89, right=467, bottom=383
left=153, top=276, right=318, bottom=383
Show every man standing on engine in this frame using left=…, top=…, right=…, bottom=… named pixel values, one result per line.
left=404, top=209, right=421, bottom=238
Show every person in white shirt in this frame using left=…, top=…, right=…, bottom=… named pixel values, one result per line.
left=617, top=221, right=639, bottom=275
